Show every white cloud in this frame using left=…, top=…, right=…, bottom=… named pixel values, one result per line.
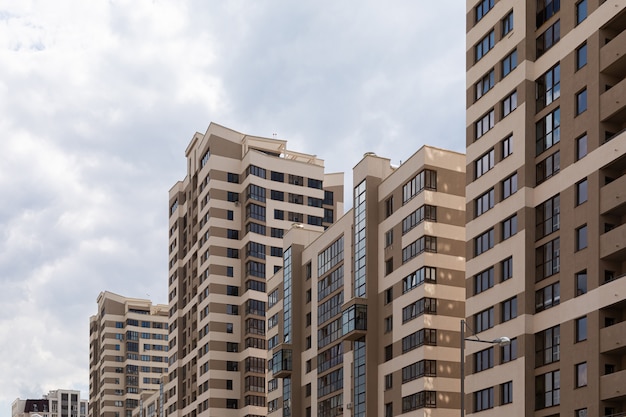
left=0, top=0, right=465, bottom=413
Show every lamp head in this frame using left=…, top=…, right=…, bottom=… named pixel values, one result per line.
left=493, top=336, right=511, bottom=346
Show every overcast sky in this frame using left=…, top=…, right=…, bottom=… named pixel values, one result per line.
left=0, top=0, right=465, bottom=413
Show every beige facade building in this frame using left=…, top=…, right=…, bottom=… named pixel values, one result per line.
left=266, top=147, right=466, bottom=417
left=165, top=123, right=343, bottom=417
left=12, top=389, right=87, bottom=417
left=89, top=291, right=169, bottom=417
left=466, top=1, right=626, bottom=416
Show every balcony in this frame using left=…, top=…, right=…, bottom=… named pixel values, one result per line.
left=600, top=222, right=626, bottom=260
left=601, top=76, right=626, bottom=124
left=271, top=348, right=292, bottom=378
left=601, top=369, right=626, bottom=401
left=342, top=303, right=367, bottom=341
left=601, top=173, right=626, bottom=215
left=601, top=320, right=626, bottom=354
left=601, top=27, right=626, bottom=77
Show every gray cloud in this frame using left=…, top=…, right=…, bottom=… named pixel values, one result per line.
left=0, top=0, right=464, bottom=414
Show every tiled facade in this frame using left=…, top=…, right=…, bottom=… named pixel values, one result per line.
left=466, top=1, right=626, bottom=416
left=266, top=147, right=466, bottom=417
left=89, top=291, right=169, bottom=417
left=165, top=123, right=343, bottom=417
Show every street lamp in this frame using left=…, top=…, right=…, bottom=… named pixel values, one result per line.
left=460, top=319, right=511, bottom=417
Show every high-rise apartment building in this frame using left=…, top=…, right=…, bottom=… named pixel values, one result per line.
left=165, top=123, right=343, bottom=417
left=266, top=147, right=466, bottom=417
left=12, top=389, right=88, bottom=417
left=466, top=1, right=626, bottom=416
left=89, top=291, right=169, bottom=417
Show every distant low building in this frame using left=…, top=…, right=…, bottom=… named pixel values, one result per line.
left=11, top=389, right=87, bottom=417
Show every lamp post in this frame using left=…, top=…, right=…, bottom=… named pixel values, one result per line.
left=460, top=319, right=511, bottom=417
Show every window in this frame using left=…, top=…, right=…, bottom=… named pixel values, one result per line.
left=502, top=214, right=518, bottom=240
left=384, top=373, right=393, bottom=390
left=536, top=151, right=560, bottom=184
left=576, top=0, right=588, bottom=25
left=402, top=297, right=437, bottom=323
left=577, top=409, right=588, bottom=417
left=576, top=43, right=587, bottom=70
left=475, top=387, right=494, bottom=412
left=536, top=237, right=560, bottom=280
left=402, top=391, right=437, bottom=412
left=536, top=64, right=560, bottom=111
left=476, top=30, right=495, bottom=62
left=536, top=325, right=560, bottom=366
left=537, top=0, right=560, bottom=27
left=227, top=172, right=239, bottom=183
left=475, top=228, right=494, bottom=256
left=503, top=173, right=518, bottom=199
left=475, top=307, right=494, bottom=333
left=536, top=108, right=560, bottom=155
left=536, top=282, right=560, bottom=312
left=385, top=229, right=393, bottom=248
left=475, top=347, right=494, bottom=372
left=502, top=11, right=514, bottom=35
left=502, top=256, right=513, bottom=281
left=502, top=135, right=513, bottom=158
left=475, top=148, right=495, bottom=179
left=385, top=196, right=393, bottom=218
left=576, top=88, right=587, bottom=115
left=475, top=188, right=495, bottom=217
left=270, top=171, right=283, bottom=182
left=226, top=210, right=234, bottom=220
left=288, top=174, right=303, bottom=185
left=576, top=271, right=587, bottom=296
left=384, top=316, right=393, bottom=333
left=385, top=344, right=393, bottom=361
left=475, top=267, right=494, bottom=295
left=403, top=266, right=436, bottom=292
left=402, top=328, right=437, bottom=352
left=402, top=204, right=437, bottom=234
left=576, top=179, right=588, bottom=205
left=502, top=49, right=518, bottom=77
left=274, top=209, right=284, bottom=220
left=402, top=359, right=437, bottom=382
left=502, top=91, right=518, bottom=117
left=576, top=316, right=587, bottom=342
left=501, top=381, right=513, bottom=404
left=536, top=370, right=560, bottom=409
left=536, top=194, right=560, bottom=239
left=475, top=109, right=495, bottom=140
left=308, top=178, right=323, bottom=189
left=576, top=225, right=588, bottom=251
left=475, top=0, right=494, bottom=22
left=502, top=337, right=518, bottom=363
left=476, top=69, right=495, bottom=101
left=402, top=169, right=437, bottom=203
left=270, top=190, right=284, bottom=201
left=576, top=362, right=587, bottom=387
left=502, top=297, right=517, bottom=321
left=385, top=287, right=393, bottom=304
left=576, top=134, right=587, bottom=160
left=385, top=258, right=393, bottom=275
left=385, top=403, right=393, bottom=417
left=402, top=235, right=437, bottom=262
left=247, top=165, right=266, bottom=179
left=537, top=19, right=560, bottom=58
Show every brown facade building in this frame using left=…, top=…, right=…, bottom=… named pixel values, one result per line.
left=89, top=291, right=169, bottom=417
left=466, top=1, right=626, bottom=417
left=165, top=123, right=343, bottom=417
left=266, top=147, right=466, bottom=417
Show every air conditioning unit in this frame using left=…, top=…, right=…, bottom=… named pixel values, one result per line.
left=346, top=403, right=353, bottom=409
